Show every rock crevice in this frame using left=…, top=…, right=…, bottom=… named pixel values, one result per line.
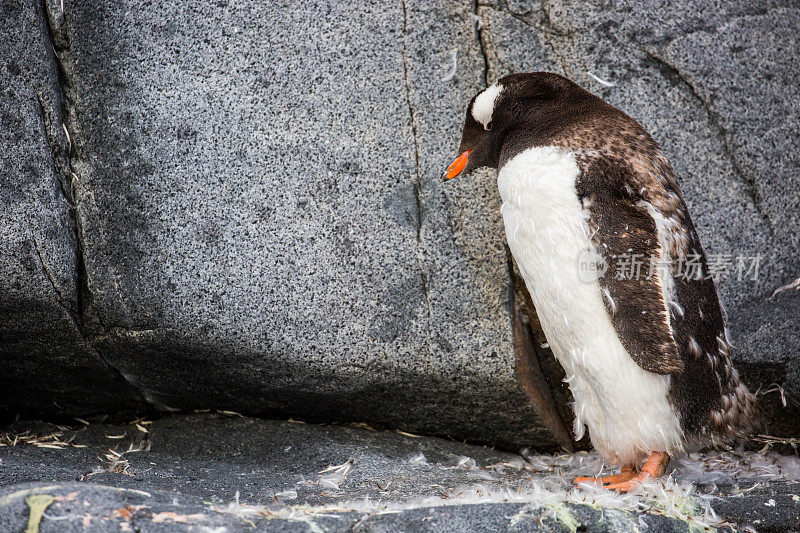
left=639, top=45, right=773, bottom=232
left=400, top=0, right=433, bottom=348
left=35, top=0, right=155, bottom=412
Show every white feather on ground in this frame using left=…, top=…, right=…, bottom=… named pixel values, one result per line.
left=215, top=449, right=800, bottom=530
left=317, top=458, right=354, bottom=489
left=408, top=452, right=428, bottom=465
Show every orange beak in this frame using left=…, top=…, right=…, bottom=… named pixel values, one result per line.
left=441, top=150, right=471, bottom=181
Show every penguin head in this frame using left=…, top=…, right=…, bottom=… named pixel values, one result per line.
left=442, top=72, right=595, bottom=180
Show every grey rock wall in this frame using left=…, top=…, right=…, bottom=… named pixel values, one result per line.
left=1, top=0, right=798, bottom=445
left=0, top=1, right=145, bottom=416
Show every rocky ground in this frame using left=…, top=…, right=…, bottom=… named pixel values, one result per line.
left=0, top=413, right=798, bottom=532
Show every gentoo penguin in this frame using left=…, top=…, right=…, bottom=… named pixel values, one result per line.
left=443, top=73, right=760, bottom=491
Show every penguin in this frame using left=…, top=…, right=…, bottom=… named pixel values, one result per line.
left=442, top=72, right=760, bottom=491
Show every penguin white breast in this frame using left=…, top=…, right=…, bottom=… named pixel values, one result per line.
left=497, top=146, right=684, bottom=466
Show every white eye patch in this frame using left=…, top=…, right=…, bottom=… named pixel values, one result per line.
left=471, top=83, right=503, bottom=130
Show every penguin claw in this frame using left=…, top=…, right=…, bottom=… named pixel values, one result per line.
left=574, top=465, right=636, bottom=486
left=603, top=472, right=652, bottom=492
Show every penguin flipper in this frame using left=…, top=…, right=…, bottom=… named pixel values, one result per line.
left=577, top=158, right=683, bottom=375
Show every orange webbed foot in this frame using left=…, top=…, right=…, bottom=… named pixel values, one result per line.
left=574, top=464, right=636, bottom=486
left=604, top=452, right=670, bottom=493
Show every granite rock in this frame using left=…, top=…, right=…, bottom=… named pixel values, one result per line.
left=49, top=0, right=561, bottom=448
left=0, top=0, right=145, bottom=418
left=1, top=0, right=798, bottom=445
left=0, top=0, right=563, bottom=447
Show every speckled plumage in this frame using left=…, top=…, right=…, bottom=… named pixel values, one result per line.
left=448, top=72, right=761, bottom=460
